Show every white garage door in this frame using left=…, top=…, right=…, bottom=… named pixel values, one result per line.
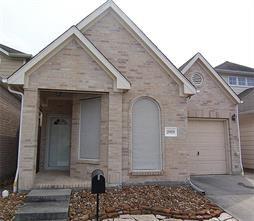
left=187, top=119, right=227, bottom=175
left=240, top=114, right=254, bottom=169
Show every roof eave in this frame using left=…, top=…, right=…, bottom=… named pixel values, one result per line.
left=6, top=26, right=130, bottom=90
left=215, top=68, right=254, bottom=76
left=181, top=53, right=241, bottom=104
left=0, top=48, right=32, bottom=59
left=76, top=0, right=195, bottom=96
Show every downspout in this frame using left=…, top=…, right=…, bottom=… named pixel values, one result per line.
left=7, top=85, right=24, bottom=192
left=236, top=104, right=244, bottom=176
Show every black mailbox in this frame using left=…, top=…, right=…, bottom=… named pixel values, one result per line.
left=91, top=169, right=105, bottom=194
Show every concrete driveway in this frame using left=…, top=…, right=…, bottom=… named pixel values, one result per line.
left=190, top=172, right=254, bottom=221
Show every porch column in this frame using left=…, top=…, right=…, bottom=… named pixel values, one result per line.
left=19, top=88, right=40, bottom=190
left=108, top=92, right=123, bottom=186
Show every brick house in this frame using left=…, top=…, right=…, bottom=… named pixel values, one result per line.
left=0, top=44, right=31, bottom=181
left=3, top=1, right=243, bottom=191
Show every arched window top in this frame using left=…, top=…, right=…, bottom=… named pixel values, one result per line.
left=133, top=96, right=160, bottom=109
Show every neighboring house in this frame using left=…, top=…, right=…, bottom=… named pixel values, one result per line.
left=215, top=61, right=254, bottom=170
left=215, top=61, right=254, bottom=94
left=238, top=88, right=254, bottom=169
left=0, top=44, right=31, bottom=181
left=3, top=1, right=242, bottom=191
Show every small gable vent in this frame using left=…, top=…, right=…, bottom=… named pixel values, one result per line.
left=191, top=73, right=203, bottom=86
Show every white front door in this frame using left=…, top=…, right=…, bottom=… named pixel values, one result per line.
left=47, top=116, right=70, bottom=170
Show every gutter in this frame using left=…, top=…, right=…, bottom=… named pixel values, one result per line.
left=2, top=78, right=24, bottom=192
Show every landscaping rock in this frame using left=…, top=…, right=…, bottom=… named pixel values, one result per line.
left=0, top=193, right=26, bottom=221
left=218, top=212, right=232, bottom=221
left=156, top=214, right=166, bottom=219
left=69, top=185, right=236, bottom=221
left=131, top=214, right=158, bottom=221
left=119, top=214, right=133, bottom=219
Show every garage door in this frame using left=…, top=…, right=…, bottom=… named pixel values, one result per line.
left=187, top=119, right=227, bottom=175
left=240, top=114, right=254, bottom=169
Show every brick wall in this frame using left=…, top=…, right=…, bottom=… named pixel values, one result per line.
left=26, top=39, right=113, bottom=92
left=0, top=85, right=20, bottom=181
left=82, top=10, right=190, bottom=183
left=0, top=53, right=23, bottom=181
left=184, top=60, right=241, bottom=174
left=18, top=9, right=241, bottom=190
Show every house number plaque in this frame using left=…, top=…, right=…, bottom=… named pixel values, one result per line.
left=165, top=127, right=177, bottom=137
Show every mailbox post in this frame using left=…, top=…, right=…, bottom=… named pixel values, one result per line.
left=91, top=169, right=105, bottom=221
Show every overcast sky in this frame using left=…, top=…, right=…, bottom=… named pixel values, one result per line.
left=0, top=0, right=253, bottom=68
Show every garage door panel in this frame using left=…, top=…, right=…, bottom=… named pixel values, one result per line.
left=187, top=136, right=224, bottom=142
left=191, top=151, right=226, bottom=158
left=188, top=119, right=227, bottom=175
left=192, top=162, right=226, bottom=175
left=240, top=114, right=254, bottom=169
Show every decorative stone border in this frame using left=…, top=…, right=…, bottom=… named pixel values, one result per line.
left=74, top=204, right=224, bottom=221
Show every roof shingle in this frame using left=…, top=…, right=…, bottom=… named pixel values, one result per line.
left=215, top=61, right=254, bottom=73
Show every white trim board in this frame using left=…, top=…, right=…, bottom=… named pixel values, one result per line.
left=181, top=53, right=241, bottom=104
left=76, top=0, right=196, bottom=96
left=6, top=26, right=130, bottom=90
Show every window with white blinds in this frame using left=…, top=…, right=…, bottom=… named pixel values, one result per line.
left=132, top=98, right=161, bottom=171
left=79, top=98, right=101, bottom=160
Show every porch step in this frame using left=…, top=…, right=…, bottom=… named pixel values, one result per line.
left=27, top=189, right=71, bottom=202
left=14, top=189, right=71, bottom=221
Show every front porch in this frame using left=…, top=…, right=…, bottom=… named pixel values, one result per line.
left=34, top=171, right=89, bottom=189
left=36, top=90, right=108, bottom=188
left=18, top=88, right=123, bottom=190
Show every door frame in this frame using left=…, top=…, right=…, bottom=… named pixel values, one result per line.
left=45, top=114, right=71, bottom=171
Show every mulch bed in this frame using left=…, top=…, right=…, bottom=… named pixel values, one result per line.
left=0, top=193, right=26, bottom=221
left=69, top=185, right=223, bottom=221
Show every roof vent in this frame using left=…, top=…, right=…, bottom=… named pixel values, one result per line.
left=191, top=73, right=203, bottom=86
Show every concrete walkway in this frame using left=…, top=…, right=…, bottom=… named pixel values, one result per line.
left=190, top=173, right=254, bottom=221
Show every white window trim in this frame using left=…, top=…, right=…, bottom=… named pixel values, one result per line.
left=129, top=96, right=163, bottom=174
left=228, top=76, right=238, bottom=86
left=78, top=97, right=101, bottom=162
left=228, top=76, right=254, bottom=87
left=247, top=78, right=254, bottom=87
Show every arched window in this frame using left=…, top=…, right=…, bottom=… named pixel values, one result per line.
left=132, top=97, right=161, bottom=171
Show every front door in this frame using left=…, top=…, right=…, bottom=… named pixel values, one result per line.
left=46, top=116, right=70, bottom=170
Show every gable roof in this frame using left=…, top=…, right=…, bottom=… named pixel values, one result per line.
left=180, top=53, right=241, bottom=104
left=4, top=26, right=130, bottom=90
left=179, top=54, right=197, bottom=71
left=215, top=61, right=254, bottom=73
left=76, top=0, right=196, bottom=95
left=239, top=87, right=254, bottom=99
left=0, top=44, right=32, bottom=58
